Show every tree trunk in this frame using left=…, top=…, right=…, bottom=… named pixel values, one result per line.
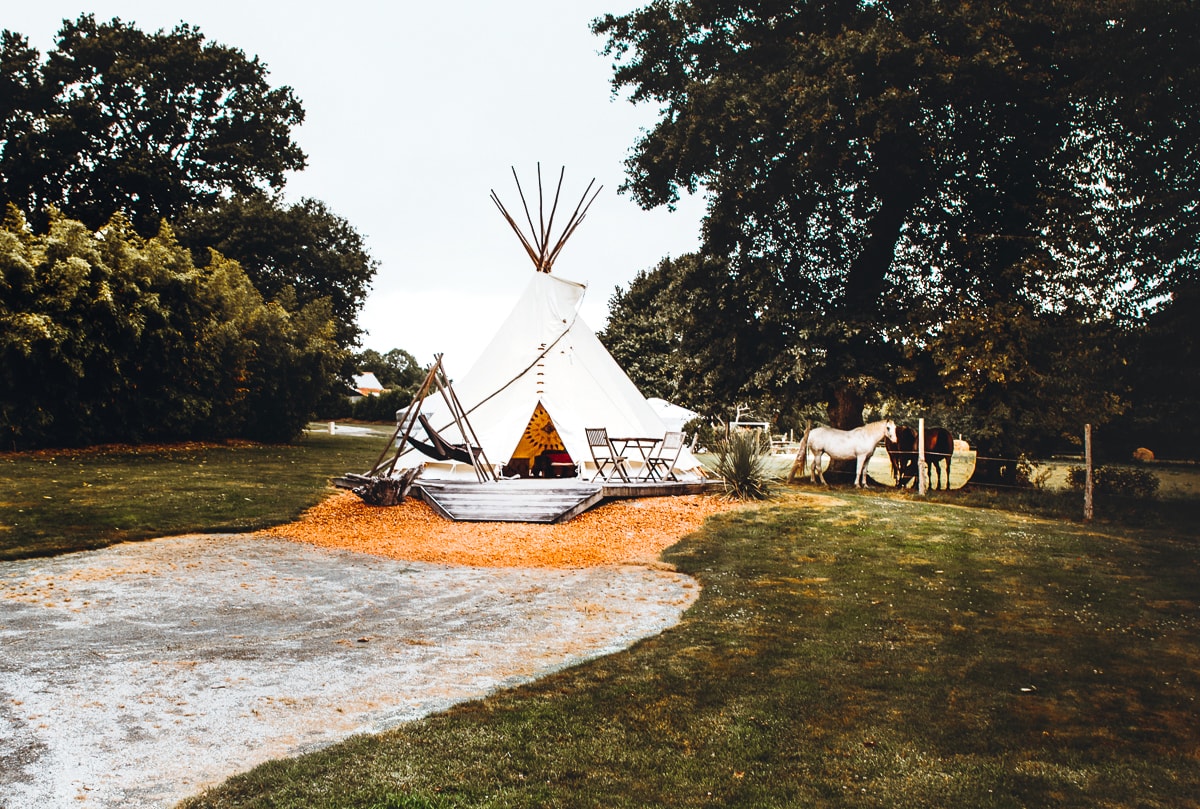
left=828, top=386, right=865, bottom=431
left=823, top=385, right=865, bottom=484
left=352, top=467, right=422, bottom=506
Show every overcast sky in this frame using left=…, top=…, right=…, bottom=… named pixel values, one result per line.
left=8, top=1, right=707, bottom=371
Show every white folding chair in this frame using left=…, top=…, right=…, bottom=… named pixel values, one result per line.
left=585, top=427, right=630, bottom=482
left=646, top=431, right=685, bottom=481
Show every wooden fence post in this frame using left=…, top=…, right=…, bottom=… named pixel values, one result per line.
left=918, top=417, right=928, bottom=496
left=1084, top=423, right=1094, bottom=521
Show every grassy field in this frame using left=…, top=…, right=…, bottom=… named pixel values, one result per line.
left=755, top=447, right=1200, bottom=499
left=178, top=488, right=1199, bottom=809
left=0, top=423, right=391, bottom=561
left=3, top=429, right=1199, bottom=808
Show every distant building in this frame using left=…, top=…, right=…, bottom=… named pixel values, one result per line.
left=352, top=372, right=384, bottom=397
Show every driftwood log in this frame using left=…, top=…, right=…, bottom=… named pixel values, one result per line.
left=352, top=467, right=422, bottom=506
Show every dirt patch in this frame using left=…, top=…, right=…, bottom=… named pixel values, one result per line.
left=0, top=534, right=702, bottom=808
left=257, top=491, right=743, bottom=568
left=0, top=493, right=755, bottom=808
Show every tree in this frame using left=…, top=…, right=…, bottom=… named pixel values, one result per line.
left=602, top=249, right=881, bottom=435
left=599, top=255, right=693, bottom=404
left=1110, top=276, right=1200, bottom=460
left=0, top=15, right=305, bottom=235
left=0, top=206, right=343, bottom=449
left=176, top=194, right=377, bottom=346
left=593, top=0, right=1200, bottom=463
left=354, top=347, right=424, bottom=395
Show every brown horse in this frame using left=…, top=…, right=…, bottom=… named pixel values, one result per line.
left=891, top=426, right=954, bottom=490
left=923, top=427, right=954, bottom=490
left=885, top=425, right=918, bottom=486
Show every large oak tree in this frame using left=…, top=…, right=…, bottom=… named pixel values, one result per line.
left=0, top=15, right=305, bottom=235
left=176, top=194, right=377, bottom=347
left=594, top=0, right=1199, bottom=464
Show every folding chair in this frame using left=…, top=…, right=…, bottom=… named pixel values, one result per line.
left=585, top=427, right=630, bottom=482
left=646, top=431, right=685, bottom=481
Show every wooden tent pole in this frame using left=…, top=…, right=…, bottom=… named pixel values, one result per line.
left=371, top=356, right=442, bottom=476
left=490, top=165, right=601, bottom=275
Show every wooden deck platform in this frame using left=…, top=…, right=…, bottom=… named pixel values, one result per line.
left=412, top=477, right=722, bottom=524
left=415, top=480, right=603, bottom=524
left=335, top=472, right=723, bottom=524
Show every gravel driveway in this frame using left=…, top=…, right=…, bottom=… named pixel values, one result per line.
left=0, top=534, right=698, bottom=808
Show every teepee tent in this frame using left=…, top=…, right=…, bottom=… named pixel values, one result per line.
left=394, top=166, right=702, bottom=481
left=402, top=271, right=701, bottom=479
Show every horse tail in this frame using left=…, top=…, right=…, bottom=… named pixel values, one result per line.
left=788, top=421, right=812, bottom=483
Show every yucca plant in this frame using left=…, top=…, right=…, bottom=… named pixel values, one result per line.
left=714, top=428, right=774, bottom=500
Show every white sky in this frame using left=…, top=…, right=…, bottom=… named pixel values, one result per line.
left=8, top=2, right=706, bottom=371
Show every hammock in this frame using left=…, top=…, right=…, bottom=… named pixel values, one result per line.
left=409, top=414, right=481, bottom=465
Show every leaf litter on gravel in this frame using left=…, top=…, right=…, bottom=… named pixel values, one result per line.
left=256, top=491, right=742, bottom=569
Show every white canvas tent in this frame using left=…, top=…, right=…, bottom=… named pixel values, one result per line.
left=387, top=165, right=703, bottom=482
left=647, top=397, right=699, bottom=434
left=397, top=270, right=703, bottom=481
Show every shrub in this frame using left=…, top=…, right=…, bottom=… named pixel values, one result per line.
left=0, top=211, right=343, bottom=448
left=349, top=388, right=413, bottom=422
left=1067, top=464, right=1159, bottom=499
left=714, top=429, right=773, bottom=500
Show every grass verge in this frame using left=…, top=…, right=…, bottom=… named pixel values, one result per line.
left=0, top=425, right=387, bottom=561
left=181, top=489, right=1200, bottom=809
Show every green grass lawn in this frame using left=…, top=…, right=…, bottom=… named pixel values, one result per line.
left=3, top=430, right=1198, bottom=807
left=0, top=423, right=391, bottom=561
left=179, top=488, right=1199, bottom=809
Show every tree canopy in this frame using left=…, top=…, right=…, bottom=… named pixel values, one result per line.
left=1, top=16, right=378, bottom=354
left=176, top=194, right=377, bottom=346
left=354, top=347, right=424, bottom=394
left=0, top=207, right=343, bottom=449
left=0, top=15, right=306, bottom=235
left=593, top=0, right=1200, bottom=459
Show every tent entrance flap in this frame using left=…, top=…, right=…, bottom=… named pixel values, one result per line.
left=503, top=403, right=576, bottom=478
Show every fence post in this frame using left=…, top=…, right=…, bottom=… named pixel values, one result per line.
left=1084, top=423, right=1094, bottom=521
left=918, top=417, right=928, bottom=496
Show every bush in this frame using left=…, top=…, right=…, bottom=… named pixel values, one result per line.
left=349, top=388, right=413, bottom=422
left=0, top=210, right=343, bottom=448
left=714, top=429, right=773, bottom=500
left=1067, top=464, right=1159, bottom=499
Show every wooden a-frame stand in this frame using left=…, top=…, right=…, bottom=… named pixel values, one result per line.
left=339, top=355, right=493, bottom=505
left=368, top=354, right=495, bottom=485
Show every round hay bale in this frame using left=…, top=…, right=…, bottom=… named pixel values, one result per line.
left=1132, top=447, right=1155, bottom=462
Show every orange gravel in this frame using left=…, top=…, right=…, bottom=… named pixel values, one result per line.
left=257, top=490, right=741, bottom=569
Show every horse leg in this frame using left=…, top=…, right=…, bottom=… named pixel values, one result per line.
left=815, top=452, right=828, bottom=486
left=856, top=453, right=867, bottom=487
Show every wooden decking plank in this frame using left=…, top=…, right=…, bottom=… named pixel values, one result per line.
left=414, top=481, right=602, bottom=523
left=552, top=489, right=606, bottom=524
left=403, top=478, right=718, bottom=524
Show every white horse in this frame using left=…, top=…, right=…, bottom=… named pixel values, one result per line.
left=799, top=420, right=898, bottom=488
